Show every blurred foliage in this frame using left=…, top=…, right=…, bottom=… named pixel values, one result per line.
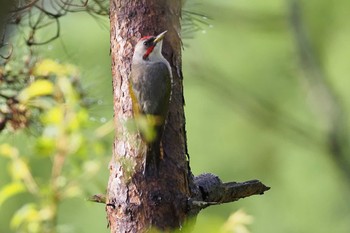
left=1, top=0, right=350, bottom=233
left=222, top=210, right=253, bottom=233
left=183, top=0, right=350, bottom=233
left=126, top=114, right=161, bottom=143
left=0, top=58, right=111, bottom=233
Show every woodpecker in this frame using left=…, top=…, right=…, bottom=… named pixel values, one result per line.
left=129, top=31, right=172, bottom=171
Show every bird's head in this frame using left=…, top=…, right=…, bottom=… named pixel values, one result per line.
left=133, top=31, right=167, bottom=63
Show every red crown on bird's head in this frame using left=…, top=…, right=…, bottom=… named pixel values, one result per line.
left=140, top=36, right=154, bottom=41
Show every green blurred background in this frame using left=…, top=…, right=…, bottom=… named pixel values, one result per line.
left=1, top=0, right=350, bottom=232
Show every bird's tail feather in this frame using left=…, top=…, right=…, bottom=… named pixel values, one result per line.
left=145, top=141, right=163, bottom=175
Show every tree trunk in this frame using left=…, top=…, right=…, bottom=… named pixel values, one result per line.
left=106, top=1, right=270, bottom=232
left=107, top=0, right=195, bottom=232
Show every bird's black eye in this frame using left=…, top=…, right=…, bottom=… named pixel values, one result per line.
left=143, top=37, right=155, bottom=47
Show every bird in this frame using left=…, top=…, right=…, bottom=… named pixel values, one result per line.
left=129, top=31, right=172, bottom=172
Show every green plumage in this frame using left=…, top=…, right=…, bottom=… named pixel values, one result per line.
left=130, top=60, right=172, bottom=171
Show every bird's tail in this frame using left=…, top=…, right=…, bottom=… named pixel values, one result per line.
left=145, top=140, right=163, bottom=175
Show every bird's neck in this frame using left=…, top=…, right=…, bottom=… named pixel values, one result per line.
left=133, top=54, right=167, bottom=65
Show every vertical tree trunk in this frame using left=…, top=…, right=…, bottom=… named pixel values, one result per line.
left=107, top=0, right=196, bottom=231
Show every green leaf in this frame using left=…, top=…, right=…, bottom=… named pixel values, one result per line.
left=9, top=157, right=31, bottom=181
left=0, top=143, right=18, bottom=158
left=0, top=182, right=26, bottom=207
left=61, top=184, right=82, bottom=199
left=18, top=80, right=54, bottom=102
left=32, top=59, right=78, bottom=77
left=10, top=203, right=39, bottom=230
left=41, top=106, right=63, bottom=125
left=222, top=209, right=254, bottom=233
left=133, top=115, right=160, bottom=143
left=35, top=137, right=55, bottom=156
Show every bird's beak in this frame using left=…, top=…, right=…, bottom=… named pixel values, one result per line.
left=153, top=31, right=167, bottom=43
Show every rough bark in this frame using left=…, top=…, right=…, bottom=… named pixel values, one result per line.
left=106, top=1, right=270, bottom=232
left=107, top=0, right=193, bottom=232
left=189, top=174, right=269, bottom=215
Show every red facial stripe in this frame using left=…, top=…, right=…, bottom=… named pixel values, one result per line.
left=143, top=45, right=155, bottom=60
left=140, top=36, right=153, bottom=41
